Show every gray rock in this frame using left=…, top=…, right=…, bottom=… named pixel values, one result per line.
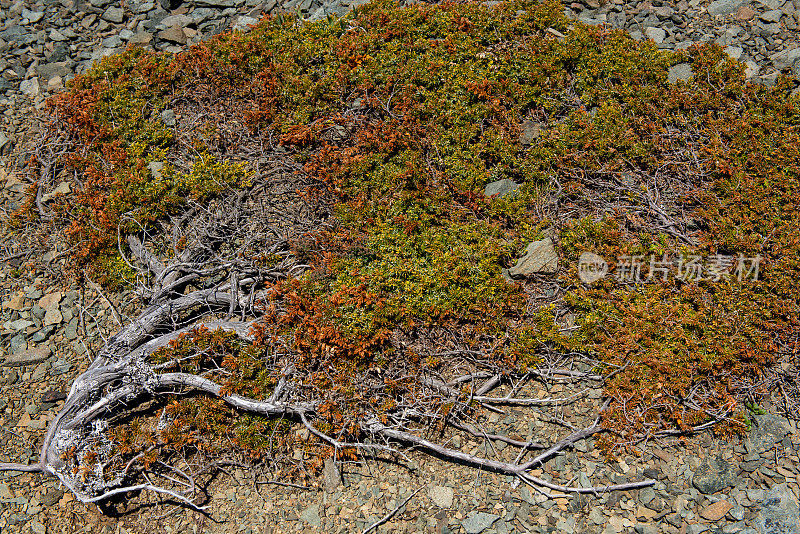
left=21, top=9, right=45, bottom=24
left=519, top=119, right=545, bottom=145
left=30, top=326, right=54, bottom=343
left=148, top=160, right=165, bottom=178
left=89, top=0, right=112, bottom=6
left=756, top=484, right=799, bottom=534
left=161, top=109, right=176, bottom=127
left=193, top=0, right=239, bottom=6
left=299, top=504, right=320, bottom=527
left=462, top=512, right=499, bottom=534
left=639, top=486, right=656, bottom=505
left=645, top=26, right=667, bottom=43
left=746, top=413, right=791, bottom=453
left=36, top=62, right=72, bottom=82
left=692, top=455, right=736, bottom=494
left=102, top=35, right=123, bottom=48
left=10, top=334, right=27, bottom=354
left=102, top=6, right=125, bottom=23
left=50, top=358, right=72, bottom=375
left=429, top=485, right=454, bottom=508
left=40, top=489, right=63, bottom=507
left=49, top=29, right=68, bottom=41
left=507, top=238, right=559, bottom=278
left=708, top=0, right=750, bottom=15
left=668, top=63, right=694, bottom=83
left=20, top=78, right=40, bottom=97
left=323, top=457, right=340, bottom=492
left=484, top=179, right=520, bottom=199
left=4, top=346, right=51, bottom=367
left=760, top=9, right=783, bottom=21
left=158, top=26, right=187, bottom=44
left=725, top=45, right=744, bottom=60
left=770, top=47, right=800, bottom=70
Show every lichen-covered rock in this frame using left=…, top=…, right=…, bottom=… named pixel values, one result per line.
left=507, top=238, right=559, bottom=278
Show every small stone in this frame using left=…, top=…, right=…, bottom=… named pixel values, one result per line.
left=707, top=0, right=749, bottom=15
left=700, top=500, right=733, bottom=521
left=644, top=26, right=666, bottom=43
left=41, top=389, right=66, bottom=403
left=148, top=161, right=165, bottom=178
left=22, top=9, right=45, bottom=23
left=44, top=308, right=63, bottom=326
left=161, top=109, right=176, bottom=127
left=668, top=63, right=694, bottom=83
left=40, top=489, right=64, bottom=507
left=50, top=358, right=72, bottom=376
left=692, top=455, right=736, bottom=494
left=20, top=78, right=40, bottom=97
left=756, top=484, right=799, bottom=534
left=462, top=512, right=499, bottom=534
left=484, top=178, right=520, bottom=199
left=519, top=119, right=545, bottom=145
left=299, top=504, right=320, bottom=527
left=158, top=26, right=187, bottom=44
left=724, top=46, right=743, bottom=60
left=323, top=457, right=340, bottom=492
left=507, top=238, right=559, bottom=278
left=735, top=4, right=757, bottom=19
left=49, top=29, right=68, bottom=41
left=759, top=9, right=783, bottom=21
left=102, top=6, right=125, bottom=23
left=4, top=346, right=51, bottom=367
left=429, top=486, right=454, bottom=508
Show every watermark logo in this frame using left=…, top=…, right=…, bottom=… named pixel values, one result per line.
left=577, top=252, right=608, bottom=284
left=577, top=253, right=761, bottom=284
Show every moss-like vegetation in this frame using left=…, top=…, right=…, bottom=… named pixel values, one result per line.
left=47, top=0, right=800, bottom=457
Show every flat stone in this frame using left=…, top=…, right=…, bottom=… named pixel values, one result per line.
left=299, top=504, right=320, bottom=527
left=644, top=26, right=666, bottom=43
left=161, top=109, right=176, bottom=127
left=8, top=319, right=35, bottom=331
left=102, top=6, right=125, bottom=23
left=759, top=9, right=783, bottom=21
left=735, top=4, right=758, bottom=19
left=757, top=484, right=799, bottom=533
left=193, top=0, right=238, bottom=6
left=21, top=9, right=45, bottom=23
left=43, top=308, right=63, bottom=326
left=50, top=358, right=72, bottom=376
left=700, top=500, right=733, bottom=521
left=49, top=29, right=68, bottom=41
left=508, top=238, right=559, bottom=278
left=322, top=457, right=340, bottom=492
left=484, top=178, right=520, bottom=199
left=20, top=78, right=40, bottom=97
left=4, top=346, right=51, bottom=367
left=429, top=485, right=454, bottom=508
left=668, top=63, right=694, bottom=83
left=462, top=512, right=499, bottom=534
left=747, top=414, right=791, bottom=453
left=708, top=0, right=750, bottom=15
left=692, top=455, right=736, bottom=494
left=724, top=45, right=743, bottom=60
left=157, top=26, right=187, bottom=44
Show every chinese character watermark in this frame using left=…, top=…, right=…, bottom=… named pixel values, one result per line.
left=577, top=253, right=761, bottom=284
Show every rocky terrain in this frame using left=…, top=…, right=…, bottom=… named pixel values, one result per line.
left=1, top=0, right=799, bottom=533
